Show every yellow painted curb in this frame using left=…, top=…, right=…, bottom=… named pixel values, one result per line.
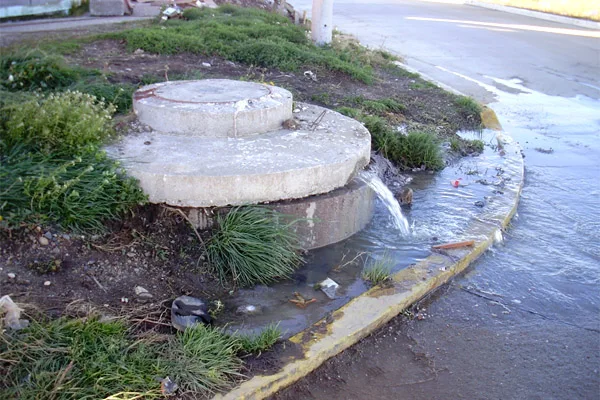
left=214, top=108, right=522, bottom=400
left=481, top=106, right=503, bottom=131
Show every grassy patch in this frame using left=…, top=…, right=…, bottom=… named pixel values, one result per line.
left=206, top=207, right=302, bottom=287
left=0, top=91, right=146, bottom=233
left=0, top=316, right=248, bottom=399
left=410, top=81, right=438, bottom=90
left=3, top=91, right=114, bottom=154
left=236, top=324, right=281, bottom=353
left=450, top=137, right=485, bottom=155
left=1, top=50, right=135, bottom=114
left=1, top=317, right=164, bottom=399
left=110, top=5, right=376, bottom=83
left=479, top=0, right=599, bottom=21
left=337, top=106, right=444, bottom=170
left=454, top=95, right=482, bottom=119
left=70, top=81, right=136, bottom=114
left=362, top=255, right=394, bottom=285
left=397, top=131, right=444, bottom=170
left=168, top=325, right=244, bottom=394
left=0, top=50, right=83, bottom=91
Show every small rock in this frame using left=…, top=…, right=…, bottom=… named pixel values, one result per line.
left=61, top=234, right=71, bottom=240
left=134, top=285, right=153, bottom=299
left=44, top=231, right=53, bottom=240
left=474, top=200, right=485, bottom=207
left=202, top=62, right=211, bottom=67
left=127, top=252, right=136, bottom=258
left=39, top=236, right=49, bottom=246
left=43, top=281, right=51, bottom=286
left=171, top=296, right=211, bottom=331
left=7, top=272, right=16, bottom=279
left=134, top=48, right=145, bottom=55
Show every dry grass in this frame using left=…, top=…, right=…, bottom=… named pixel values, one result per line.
left=480, top=0, right=599, bottom=21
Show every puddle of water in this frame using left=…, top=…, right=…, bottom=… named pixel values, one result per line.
left=218, top=131, right=521, bottom=337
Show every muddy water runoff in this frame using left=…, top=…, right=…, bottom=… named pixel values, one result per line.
left=220, top=130, right=526, bottom=337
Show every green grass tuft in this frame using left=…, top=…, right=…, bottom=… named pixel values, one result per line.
left=397, top=131, right=444, bottom=170
left=1, top=317, right=164, bottom=399
left=0, top=91, right=146, bottom=233
left=454, top=95, right=482, bottom=118
left=207, top=207, right=303, bottom=287
left=70, top=81, right=136, bottom=114
left=235, top=324, right=281, bottom=353
left=168, top=324, right=244, bottom=394
left=1, top=316, right=250, bottom=399
left=0, top=50, right=81, bottom=92
left=362, top=255, right=394, bottom=285
left=3, top=91, right=115, bottom=155
left=450, top=136, right=485, bottom=155
left=0, top=147, right=147, bottom=233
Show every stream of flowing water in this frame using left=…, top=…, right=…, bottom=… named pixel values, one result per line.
left=358, top=171, right=410, bottom=236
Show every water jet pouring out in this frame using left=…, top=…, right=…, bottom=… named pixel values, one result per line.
left=359, top=171, right=410, bottom=235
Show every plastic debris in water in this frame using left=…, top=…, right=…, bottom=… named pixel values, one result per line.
left=319, top=278, right=340, bottom=299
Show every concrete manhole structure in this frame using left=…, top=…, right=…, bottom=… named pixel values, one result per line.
left=107, top=79, right=374, bottom=249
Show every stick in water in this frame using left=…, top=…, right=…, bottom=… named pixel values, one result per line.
left=432, top=240, right=475, bottom=250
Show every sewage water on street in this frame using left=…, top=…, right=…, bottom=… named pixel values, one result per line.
left=220, top=130, right=520, bottom=337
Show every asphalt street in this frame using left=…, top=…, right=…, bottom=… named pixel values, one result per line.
left=276, top=1, right=600, bottom=399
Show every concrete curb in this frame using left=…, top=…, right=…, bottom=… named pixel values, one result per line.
left=213, top=110, right=524, bottom=400
left=466, top=1, right=600, bottom=30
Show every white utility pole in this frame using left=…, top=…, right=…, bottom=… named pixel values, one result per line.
left=311, top=0, right=334, bottom=45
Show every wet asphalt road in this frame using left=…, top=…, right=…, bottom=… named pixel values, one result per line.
left=275, top=1, right=600, bottom=399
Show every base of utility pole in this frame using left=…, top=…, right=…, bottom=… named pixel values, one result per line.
left=311, top=0, right=333, bottom=45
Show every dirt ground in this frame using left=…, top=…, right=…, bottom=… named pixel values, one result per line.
left=1, top=5, right=480, bottom=350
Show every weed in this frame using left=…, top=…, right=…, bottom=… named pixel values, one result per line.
left=362, top=255, right=394, bottom=285
left=454, top=95, right=482, bottom=118
left=0, top=148, right=147, bottom=232
left=450, top=137, right=461, bottom=152
left=139, top=73, right=162, bottom=85
left=450, top=136, right=485, bottom=155
left=1, top=316, right=248, bottom=399
left=397, top=131, right=444, bottom=170
left=410, top=81, right=438, bottom=90
left=168, top=324, right=244, bottom=394
left=0, top=51, right=82, bottom=91
left=337, top=105, right=443, bottom=170
left=235, top=324, right=281, bottom=353
left=3, top=91, right=115, bottom=155
left=27, top=258, right=62, bottom=274
left=310, top=92, right=332, bottom=105
left=344, top=95, right=405, bottom=114
left=206, top=207, right=302, bottom=287
left=70, top=81, right=136, bottom=114
left=336, top=106, right=361, bottom=119
left=1, top=317, right=164, bottom=399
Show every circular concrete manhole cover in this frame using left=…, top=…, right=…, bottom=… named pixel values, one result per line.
left=133, top=79, right=293, bottom=137
left=153, top=80, right=272, bottom=104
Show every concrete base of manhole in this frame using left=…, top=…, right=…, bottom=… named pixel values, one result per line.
left=183, top=178, right=375, bottom=250
left=106, top=103, right=371, bottom=207
left=133, top=80, right=293, bottom=137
